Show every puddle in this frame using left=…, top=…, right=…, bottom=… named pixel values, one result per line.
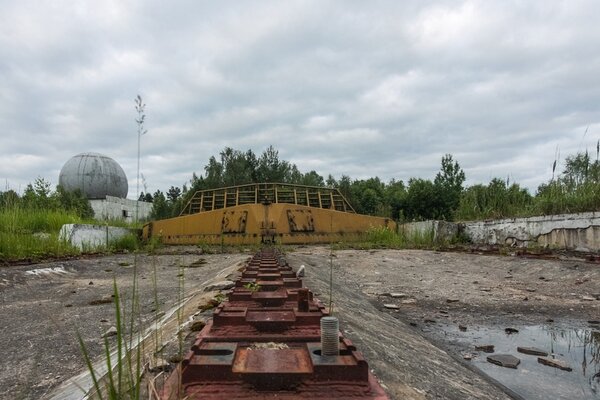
left=438, top=323, right=600, bottom=399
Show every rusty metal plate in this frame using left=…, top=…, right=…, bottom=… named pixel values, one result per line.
left=221, top=210, right=248, bottom=234
left=287, top=209, right=315, bottom=232
left=232, top=347, right=313, bottom=374
left=251, top=288, right=287, bottom=300
left=245, top=310, right=296, bottom=323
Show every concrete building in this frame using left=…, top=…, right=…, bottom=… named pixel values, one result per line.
left=89, top=195, right=153, bottom=223
left=59, top=152, right=152, bottom=222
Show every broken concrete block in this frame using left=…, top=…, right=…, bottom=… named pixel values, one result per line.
left=102, top=326, right=118, bottom=338
left=487, top=354, right=520, bottom=369
left=538, top=357, right=572, bottom=371
left=517, top=347, right=548, bottom=356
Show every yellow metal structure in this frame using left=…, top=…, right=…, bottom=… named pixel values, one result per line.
left=142, top=183, right=395, bottom=245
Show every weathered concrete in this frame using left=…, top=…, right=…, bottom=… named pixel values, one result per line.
left=463, top=212, right=600, bottom=251
left=401, top=220, right=458, bottom=243
left=290, top=249, right=514, bottom=400
left=59, top=224, right=132, bottom=250
left=402, top=212, right=600, bottom=251
left=487, top=355, right=521, bottom=369
left=59, top=153, right=128, bottom=199
left=89, top=196, right=152, bottom=223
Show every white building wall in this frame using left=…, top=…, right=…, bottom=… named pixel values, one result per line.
left=89, top=196, right=152, bottom=222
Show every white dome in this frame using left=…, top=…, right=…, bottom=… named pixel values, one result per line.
left=59, top=152, right=128, bottom=199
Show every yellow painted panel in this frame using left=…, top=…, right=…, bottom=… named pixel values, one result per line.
left=143, top=203, right=395, bottom=245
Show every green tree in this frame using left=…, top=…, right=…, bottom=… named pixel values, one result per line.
left=204, top=156, right=224, bottom=188
left=22, top=177, right=55, bottom=209
left=405, top=178, right=438, bottom=220
left=349, top=178, right=386, bottom=216
left=167, top=186, right=182, bottom=203
left=220, top=147, right=255, bottom=186
left=433, top=154, right=465, bottom=220
left=301, top=171, right=325, bottom=187
left=326, top=174, right=337, bottom=188
left=55, top=186, right=94, bottom=218
left=0, top=190, right=19, bottom=209
left=256, top=145, right=291, bottom=182
left=150, top=190, right=171, bottom=219
left=385, top=179, right=407, bottom=220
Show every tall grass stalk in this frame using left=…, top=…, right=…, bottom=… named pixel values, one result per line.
left=328, top=246, right=334, bottom=315
left=151, top=255, right=162, bottom=356
left=176, top=260, right=186, bottom=398
left=78, top=276, right=144, bottom=400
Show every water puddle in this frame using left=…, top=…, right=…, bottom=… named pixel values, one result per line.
left=438, top=323, right=600, bottom=399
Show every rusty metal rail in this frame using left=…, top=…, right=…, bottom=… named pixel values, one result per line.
left=161, top=248, right=389, bottom=399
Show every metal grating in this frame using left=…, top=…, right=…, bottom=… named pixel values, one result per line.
left=179, top=183, right=356, bottom=215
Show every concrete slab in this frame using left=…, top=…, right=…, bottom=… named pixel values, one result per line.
left=59, top=223, right=132, bottom=250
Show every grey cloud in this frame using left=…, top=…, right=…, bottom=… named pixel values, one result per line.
left=1, top=0, right=600, bottom=197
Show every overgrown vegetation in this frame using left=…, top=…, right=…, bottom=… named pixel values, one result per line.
left=0, top=178, right=140, bottom=262
left=365, top=226, right=438, bottom=249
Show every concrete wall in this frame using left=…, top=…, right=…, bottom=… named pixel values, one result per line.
left=463, top=212, right=600, bottom=251
left=401, top=220, right=458, bottom=243
left=89, top=196, right=152, bottom=222
left=59, top=224, right=132, bottom=250
left=402, top=211, right=600, bottom=252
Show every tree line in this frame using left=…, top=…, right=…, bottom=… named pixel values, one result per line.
left=0, top=177, right=93, bottom=218
left=142, top=144, right=600, bottom=222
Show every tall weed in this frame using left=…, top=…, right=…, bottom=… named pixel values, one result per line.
left=78, top=278, right=144, bottom=400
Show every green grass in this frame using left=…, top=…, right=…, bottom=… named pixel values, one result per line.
left=0, top=206, right=82, bottom=261
left=334, top=226, right=447, bottom=250
left=110, top=234, right=140, bottom=253
left=455, top=168, right=600, bottom=222
left=0, top=232, right=80, bottom=261
left=0, top=205, right=143, bottom=262
left=365, top=225, right=405, bottom=247
left=534, top=181, right=600, bottom=216
left=0, top=206, right=83, bottom=234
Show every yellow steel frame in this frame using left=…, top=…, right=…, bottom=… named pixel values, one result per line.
left=179, top=183, right=355, bottom=215
left=143, top=183, right=395, bottom=245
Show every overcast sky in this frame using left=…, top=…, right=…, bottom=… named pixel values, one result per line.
left=1, top=0, right=599, bottom=198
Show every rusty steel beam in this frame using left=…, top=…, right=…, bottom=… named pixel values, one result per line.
left=160, top=248, right=389, bottom=399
